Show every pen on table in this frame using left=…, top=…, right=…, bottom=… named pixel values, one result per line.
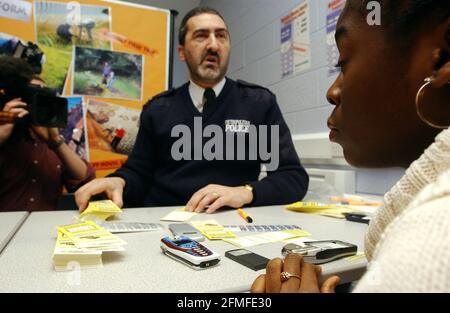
left=237, top=208, right=253, bottom=223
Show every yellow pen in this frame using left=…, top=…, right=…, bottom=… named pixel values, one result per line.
left=237, top=208, right=253, bottom=223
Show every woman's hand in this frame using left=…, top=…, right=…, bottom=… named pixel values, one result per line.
left=30, top=126, right=61, bottom=144
left=250, top=253, right=341, bottom=293
left=0, top=98, right=29, bottom=144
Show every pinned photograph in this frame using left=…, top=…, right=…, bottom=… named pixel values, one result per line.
left=34, top=1, right=111, bottom=91
left=60, top=96, right=88, bottom=160
left=0, top=32, right=23, bottom=55
left=73, top=47, right=143, bottom=101
left=86, top=99, right=140, bottom=156
left=0, top=32, right=45, bottom=74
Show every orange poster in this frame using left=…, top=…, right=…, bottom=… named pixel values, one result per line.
left=0, top=0, right=171, bottom=177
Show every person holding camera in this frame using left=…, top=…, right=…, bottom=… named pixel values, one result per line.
left=0, top=56, right=95, bottom=212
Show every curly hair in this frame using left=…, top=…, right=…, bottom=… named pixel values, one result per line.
left=0, top=56, right=34, bottom=95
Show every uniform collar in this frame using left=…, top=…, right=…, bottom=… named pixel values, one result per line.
left=188, top=78, right=226, bottom=113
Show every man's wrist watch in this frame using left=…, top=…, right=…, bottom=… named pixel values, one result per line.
left=47, top=135, right=65, bottom=150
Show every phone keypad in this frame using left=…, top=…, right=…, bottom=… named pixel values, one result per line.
left=187, top=244, right=212, bottom=257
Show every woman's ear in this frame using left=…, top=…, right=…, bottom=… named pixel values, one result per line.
left=431, top=18, right=450, bottom=87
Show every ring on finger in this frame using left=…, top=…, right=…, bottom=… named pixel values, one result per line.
left=280, top=271, right=301, bottom=282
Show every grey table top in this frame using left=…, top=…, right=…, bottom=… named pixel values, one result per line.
left=0, top=205, right=368, bottom=293
left=0, top=211, right=29, bottom=255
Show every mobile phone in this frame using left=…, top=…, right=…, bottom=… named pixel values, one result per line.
left=344, top=213, right=371, bottom=224
left=169, top=223, right=204, bottom=242
left=281, top=240, right=357, bottom=264
left=160, top=236, right=220, bottom=270
left=225, top=249, right=270, bottom=271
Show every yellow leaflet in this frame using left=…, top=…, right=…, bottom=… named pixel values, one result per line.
left=160, top=208, right=197, bottom=222
left=190, top=220, right=237, bottom=240
left=287, top=201, right=359, bottom=218
left=57, top=220, right=127, bottom=249
left=80, top=200, right=122, bottom=220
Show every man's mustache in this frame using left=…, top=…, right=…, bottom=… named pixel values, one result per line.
left=202, top=51, right=220, bottom=63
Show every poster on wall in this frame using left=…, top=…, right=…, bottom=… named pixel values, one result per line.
left=0, top=0, right=32, bottom=23
left=0, top=0, right=171, bottom=177
left=0, top=32, right=26, bottom=55
left=281, top=0, right=311, bottom=78
left=61, top=96, right=89, bottom=160
left=73, top=46, right=143, bottom=101
left=34, top=1, right=112, bottom=93
left=86, top=99, right=140, bottom=169
left=327, top=0, right=346, bottom=76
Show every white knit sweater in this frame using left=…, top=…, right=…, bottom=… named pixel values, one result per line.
left=354, top=128, right=450, bottom=292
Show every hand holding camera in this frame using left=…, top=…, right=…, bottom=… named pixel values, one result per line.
left=0, top=98, right=29, bottom=144
left=30, top=126, right=62, bottom=146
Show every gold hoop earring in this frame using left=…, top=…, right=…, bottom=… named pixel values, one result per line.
left=415, top=77, right=450, bottom=129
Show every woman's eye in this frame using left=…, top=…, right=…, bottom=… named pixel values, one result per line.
left=335, top=60, right=347, bottom=70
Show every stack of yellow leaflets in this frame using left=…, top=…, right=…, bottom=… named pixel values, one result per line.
left=286, top=201, right=359, bottom=218
left=79, top=200, right=123, bottom=221
left=53, top=231, right=102, bottom=271
left=190, top=220, right=237, bottom=240
left=53, top=221, right=127, bottom=271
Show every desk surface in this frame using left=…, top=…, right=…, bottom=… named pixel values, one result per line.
left=0, top=211, right=29, bottom=255
left=0, top=206, right=368, bottom=293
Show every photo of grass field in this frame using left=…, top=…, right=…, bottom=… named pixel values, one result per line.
left=35, top=1, right=111, bottom=92
left=73, top=46, right=143, bottom=101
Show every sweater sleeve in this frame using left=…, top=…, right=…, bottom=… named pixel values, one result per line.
left=248, top=94, right=309, bottom=206
left=355, top=171, right=450, bottom=292
left=365, top=129, right=450, bottom=260
left=108, top=106, right=155, bottom=207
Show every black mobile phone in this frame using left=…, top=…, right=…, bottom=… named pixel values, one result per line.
left=344, top=213, right=371, bottom=224
left=225, top=249, right=270, bottom=271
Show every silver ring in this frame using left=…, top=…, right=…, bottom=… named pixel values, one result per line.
left=280, top=271, right=300, bottom=282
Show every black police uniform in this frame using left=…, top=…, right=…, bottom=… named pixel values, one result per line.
left=111, top=78, right=309, bottom=207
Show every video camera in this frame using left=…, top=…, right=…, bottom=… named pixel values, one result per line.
left=10, top=40, right=45, bottom=74
left=0, top=42, right=68, bottom=128
left=19, top=84, right=68, bottom=128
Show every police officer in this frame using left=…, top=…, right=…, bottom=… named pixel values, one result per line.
left=75, top=7, right=309, bottom=213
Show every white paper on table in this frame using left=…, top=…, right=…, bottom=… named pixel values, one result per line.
left=224, top=231, right=300, bottom=248
left=160, top=210, right=197, bottom=222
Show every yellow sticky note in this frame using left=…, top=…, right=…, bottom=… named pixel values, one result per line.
left=190, top=220, right=237, bottom=240
left=80, top=200, right=122, bottom=221
left=160, top=208, right=197, bottom=222
left=287, top=202, right=358, bottom=218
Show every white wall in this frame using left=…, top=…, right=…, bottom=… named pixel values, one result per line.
left=199, top=0, right=405, bottom=195
left=123, top=0, right=201, bottom=87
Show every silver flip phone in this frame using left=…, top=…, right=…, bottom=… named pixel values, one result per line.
left=168, top=223, right=205, bottom=242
